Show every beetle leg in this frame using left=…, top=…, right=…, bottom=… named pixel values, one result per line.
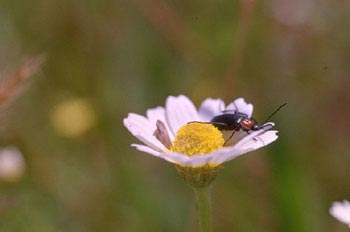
left=223, top=125, right=241, bottom=146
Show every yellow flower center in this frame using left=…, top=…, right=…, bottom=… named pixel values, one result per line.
left=170, top=123, right=224, bottom=156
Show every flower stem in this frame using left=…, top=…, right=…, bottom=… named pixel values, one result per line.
left=194, top=186, right=212, bottom=232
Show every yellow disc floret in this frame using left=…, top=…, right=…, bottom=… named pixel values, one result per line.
left=170, top=123, right=224, bottom=156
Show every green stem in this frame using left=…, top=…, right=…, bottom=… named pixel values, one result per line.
left=194, top=186, right=212, bottom=232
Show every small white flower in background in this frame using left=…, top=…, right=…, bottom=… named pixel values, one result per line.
left=0, top=147, right=25, bottom=182
left=330, top=200, right=350, bottom=227
left=123, top=95, right=278, bottom=169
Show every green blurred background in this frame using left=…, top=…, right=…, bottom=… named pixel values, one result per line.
left=0, top=0, right=349, bottom=231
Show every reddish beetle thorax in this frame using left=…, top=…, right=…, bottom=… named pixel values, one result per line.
left=239, top=117, right=256, bottom=130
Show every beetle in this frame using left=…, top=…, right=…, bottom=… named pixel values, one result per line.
left=206, top=103, right=287, bottom=145
left=210, top=112, right=261, bottom=132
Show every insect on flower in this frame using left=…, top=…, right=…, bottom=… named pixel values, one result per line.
left=205, top=103, right=287, bottom=145
left=123, top=95, right=280, bottom=168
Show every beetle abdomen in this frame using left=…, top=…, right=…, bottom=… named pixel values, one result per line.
left=210, top=113, right=247, bottom=130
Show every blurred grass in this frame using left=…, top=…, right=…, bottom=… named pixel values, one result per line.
left=0, top=0, right=349, bottom=231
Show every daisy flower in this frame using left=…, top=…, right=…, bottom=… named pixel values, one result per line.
left=124, top=95, right=279, bottom=231
left=123, top=95, right=278, bottom=186
left=330, top=200, right=350, bottom=227
left=123, top=95, right=278, bottom=167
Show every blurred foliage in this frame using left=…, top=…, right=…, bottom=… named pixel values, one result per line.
left=0, top=0, right=350, bottom=231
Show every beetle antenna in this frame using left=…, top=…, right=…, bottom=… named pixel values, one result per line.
left=263, top=103, right=287, bottom=124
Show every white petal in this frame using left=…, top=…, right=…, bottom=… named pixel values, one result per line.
left=165, top=95, right=199, bottom=135
left=160, top=152, right=215, bottom=167
left=132, top=144, right=198, bottom=165
left=234, top=123, right=275, bottom=148
left=123, top=113, right=166, bottom=151
left=168, top=142, right=264, bottom=167
left=146, top=107, right=165, bottom=126
left=146, top=106, right=175, bottom=140
left=235, top=130, right=278, bottom=152
left=213, top=128, right=278, bottom=164
left=198, top=98, right=225, bottom=122
left=131, top=144, right=216, bottom=168
left=209, top=146, right=246, bottom=164
left=225, top=98, right=253, bottom=117
left=160, top=152, right=196, bottom=164
left=330, top=200, right=350, bottom=225
left=131, top=144, right=162, bottom=157
left=180, top=156, right=214, bottom=167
